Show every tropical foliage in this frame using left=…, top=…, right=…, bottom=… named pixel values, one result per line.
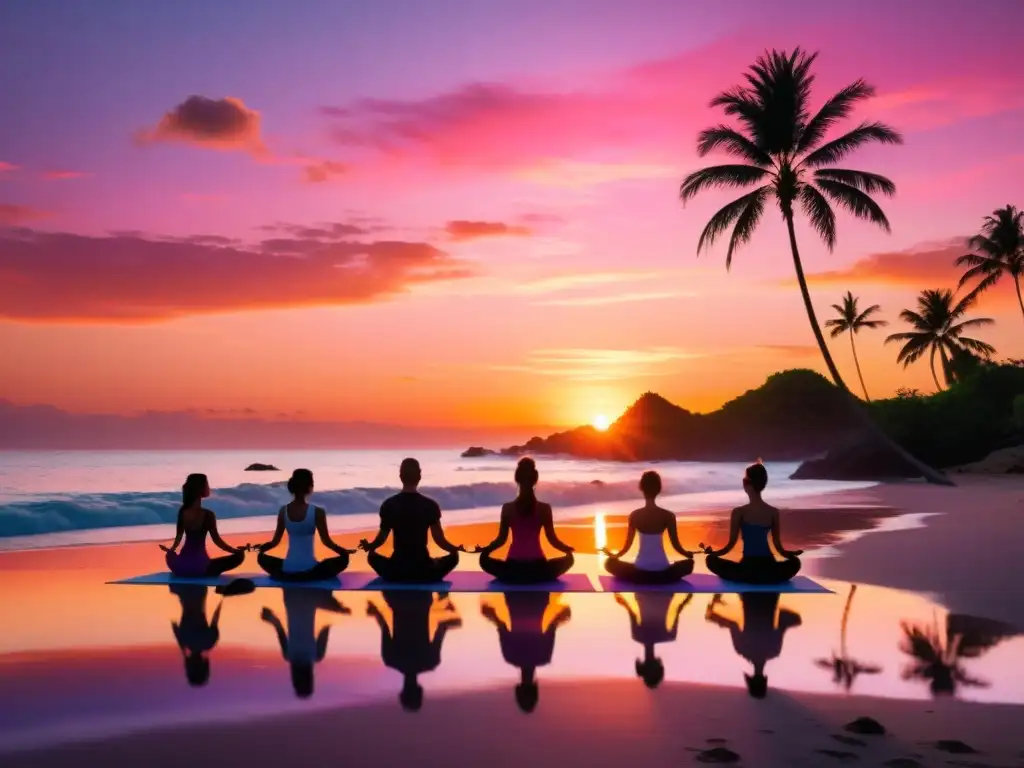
left=957, top=205, right=1024, bottom=324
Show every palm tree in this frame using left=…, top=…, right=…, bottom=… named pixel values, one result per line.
left=825, top=292, right=887, bottom=401
left=899, top=613, right=1015, bottom=697
left=956, top=205, right=1024, bottom=325
left=884, top=289, right=996, bottom=391
left=679, top=47, right=953, bottom=485
left=814, top=584, right=882, bottom=692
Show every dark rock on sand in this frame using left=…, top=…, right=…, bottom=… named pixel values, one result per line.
left=695, top=746, right=741, bottom=764
left=460, top=446, right=496, bottom=458
left=952, top=445, right=1024, bottom=474
left=791, top=434, right=927, bottom=481
left=815, top=749, right=859, bottom=761
left=830, top=734, right=866, bottom=747
left=934, top=740, right=978, bottom=754
left=216, top=578, right=256, bottom=596
left=245, top=463, right=279, bottom=471
left=882, top=759, right=923, bottom=768
left=844, top=717, right=886, bottom=736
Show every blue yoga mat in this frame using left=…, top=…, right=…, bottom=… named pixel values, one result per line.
left=598, top=573, right=832, bottom=594
left=110, top=570, right=600, bottom=593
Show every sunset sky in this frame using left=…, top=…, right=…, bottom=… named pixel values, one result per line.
left=1, top=0, right=1022, bottom=435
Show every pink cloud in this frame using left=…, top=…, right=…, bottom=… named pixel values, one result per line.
left=0, top=162, right=18, bottom=175
left=0, top=228, right=473, bottom=322
left=41, top=170, right=91, bottom=180
left=301, top=159, right=349, bottom=183
left=318, top=32, right=1024, bottom=177
left=136, top=95, right=266, bottom=155
left=0, top=204, right=52, bottom=224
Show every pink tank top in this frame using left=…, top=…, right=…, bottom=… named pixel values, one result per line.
left=506, top=503, right=545, bottom=561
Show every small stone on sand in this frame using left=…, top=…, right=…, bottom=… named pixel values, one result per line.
left=831, top=734, right=866, bottom=747
left=695, top=746, right=741, bottom=764
left=934, top=740, right=978, bottom=754
left=844, top=716, right=886, bottom=735
left=815, top=749, right=859, bottom=762
left=882, top=759, right=923, bottom=768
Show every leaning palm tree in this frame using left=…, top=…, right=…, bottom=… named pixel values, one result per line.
left=956, top=205, right=1024, bottom=325
left=679, top=47, right=953, bottom=485
left=884, top=289, right=996, bottom=391
left=825, top=292, right=887, bottom=401
left=814, top=584, right=882, bottom=692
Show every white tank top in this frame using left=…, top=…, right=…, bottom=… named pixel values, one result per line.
left=634, top=532, right=671, bottom=571
left=282, top=503, right=318, bottom=573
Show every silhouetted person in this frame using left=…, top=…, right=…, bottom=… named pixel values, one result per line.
left=161, top=474, right=246, bottom=577
left=170, top=584, right=222, bottom=687
left=703, top=463, right=803, bottom=584
left=475, top=458, right=576, bottom=584
left=257, top=469, right=355, bottom=581
left=360, top=458, right=464, bottom=583
left=705, top=592, right=802, bottom=698
left=602, top=471, right=694, bottom=584
left=481, top=591, right=571, bottom=712
left=614, top=592, right=693, bottom=688
left=367, top=591, right=462, bottom=711
left=261, top=588, right=350, bottom=698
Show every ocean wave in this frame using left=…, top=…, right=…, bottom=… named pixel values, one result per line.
left=0, top=477, right=697, bottom=538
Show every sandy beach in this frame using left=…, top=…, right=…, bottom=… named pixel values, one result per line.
left=2, top=475, right=1024, bottom=767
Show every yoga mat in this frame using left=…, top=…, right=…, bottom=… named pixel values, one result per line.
left=598, top=573, right=832, bottom=594
left=110, top=570, right=600, bottom=593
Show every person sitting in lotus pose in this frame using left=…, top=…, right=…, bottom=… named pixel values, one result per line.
left=169, top=584, right=222, bottom=687
left=162, top=473, right=246, bottom=577
left=257, top=469, right=354, bottom=582
left=614, top=591, right=693, bottom=688
left=475, top=458, right=575, bottom=584
left=361, top=458, right=465, bottom=583
left=601, top=471, right=694, bottom=584
left=702, top=463, right=802, bottom=584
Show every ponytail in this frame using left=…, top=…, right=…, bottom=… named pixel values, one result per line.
left=513, top=458, right=539, bottom=516
left=180, top=473, right=208, bottom=515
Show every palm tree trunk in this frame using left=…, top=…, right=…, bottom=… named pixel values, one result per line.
left=783, top=212, right=954, bottom=486
left=850, top=335, right=870, bottom=401
left=1015, top=276, right=1024, bottom=326
left=840, top=584, right=857, bottom=662
left=929, top=347, right=942, bottom=392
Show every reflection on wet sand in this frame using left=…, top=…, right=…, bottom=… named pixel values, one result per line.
left=705, top=592, right=802, bottom=698
left=899, top=612, right=1019, bottom=697
left=260, top=588, right=351, bottom=698
left=480, top=592, right=571, bottom=712
left=613, top=592, right=692, bottom=688
left=367, top=591, right=461, bottom=712
left=169, top=584, right=221, bottom=687
left=813, top=584, right=882, bottom=692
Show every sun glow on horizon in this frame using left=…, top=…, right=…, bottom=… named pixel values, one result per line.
left=592, top=414, right=610, bottom=431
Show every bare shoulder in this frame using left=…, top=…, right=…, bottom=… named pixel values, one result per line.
left=537, top=500, right=553, bottom=517
left=203, top=507, right=217, bottom=520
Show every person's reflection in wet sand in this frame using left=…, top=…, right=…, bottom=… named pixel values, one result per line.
left=705, top=592, right=802, bottom=698
left=170, top=584, right=222, bottom=687
left=366, top=591, right=462, bottom=712
left=480, top=592, right=571, bottom=713
left=260, top=588, right=351, bottom=699
left=614, top=592, right=693, bottom=688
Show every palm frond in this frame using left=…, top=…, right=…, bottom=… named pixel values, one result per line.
left=696, top=125, right=773, bottom=166
left=695, top=187, right=770, bottom=255
left=798, top=80, right=875, bottom=152
left=956, top=337, right=997, bottom=356
left=816, top=179, right=891, bottom=232
left=802, top=121, right=903, bottom=168
left=679, top=164, right=769, bottom=204
left=813, top=168, right=896, bottom=196
left=725, top=186, right=770, bottom=269
left=798, top=184, right=837, bottom=250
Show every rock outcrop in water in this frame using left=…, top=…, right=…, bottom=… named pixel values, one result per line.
left=460, top=447, right=496, bottom=458
left=244, top=463, right=280, bottom=471
left=466, top=370, right=861, bottom=463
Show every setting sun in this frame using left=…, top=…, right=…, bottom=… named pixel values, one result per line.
left=592, top=414, right=610, bottom=431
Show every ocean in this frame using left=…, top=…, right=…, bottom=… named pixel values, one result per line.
left=0, top=449, right=877, bottom=551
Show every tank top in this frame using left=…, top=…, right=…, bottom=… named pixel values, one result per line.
left=282, top=503, right=318, bottom=573
left=506, top=503, right=544, bottom=561
left=634, top=533, right=671, bottom=571
left=740, top=522, right=772, bottom=558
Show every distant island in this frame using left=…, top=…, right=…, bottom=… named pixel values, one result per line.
left=463, top=365, right=1024, bottom=481
left=245, top=463, right=280, bottom=472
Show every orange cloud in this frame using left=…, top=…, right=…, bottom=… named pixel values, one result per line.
left=0, top=228, right=473, bottom=322
left=136, top=95, right=266, bottom=155
left=445, top=220, right=532, bottom=241
left=41, top=170, right=90, bottom=180
left=805, top=239, right=967, bottom=288
left=0, top=204, right=51, bottom=224
left=302, top=159, right=349, bottom=183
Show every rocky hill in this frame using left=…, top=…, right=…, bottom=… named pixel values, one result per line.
left=474, top=369, right=862, bottom=462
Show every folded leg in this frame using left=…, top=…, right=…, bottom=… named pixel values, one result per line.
left=707, top=555, right=801, bottom=585
left=480, top=553, right=573, bottom=584
left=369, top=551, right=458, bottom=583
left=257, top=552, right=285, bottom=579
left=604, top=556, right=693, bottom=585
left=206, top=550, right=246, bottom=576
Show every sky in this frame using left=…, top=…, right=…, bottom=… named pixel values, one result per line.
left=1, top=0, right=1022, bottom=439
